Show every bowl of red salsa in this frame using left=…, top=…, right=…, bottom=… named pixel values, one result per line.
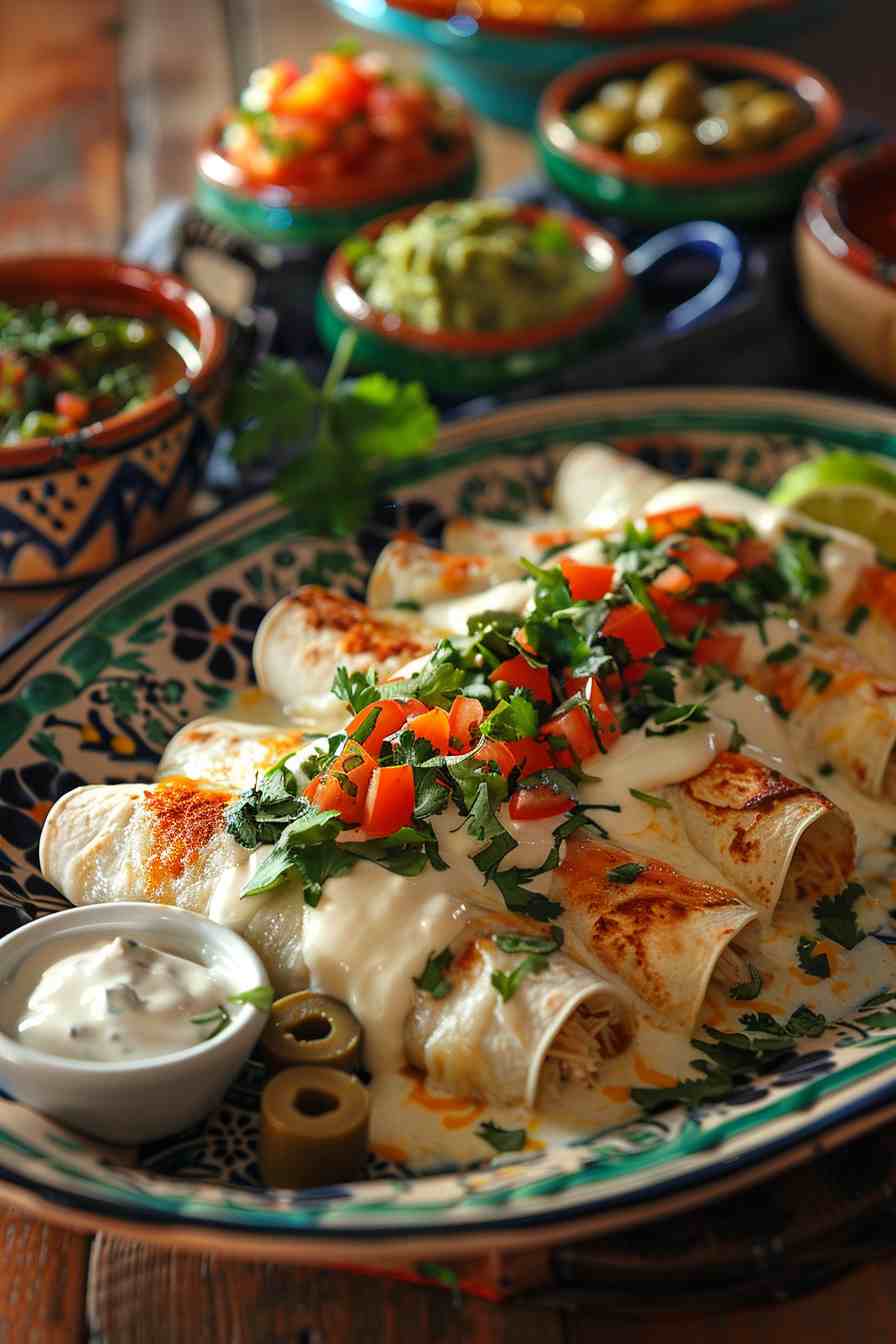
left=194, top=47, right=478, bottom=250
left=796, top=140, right=896, bottom=393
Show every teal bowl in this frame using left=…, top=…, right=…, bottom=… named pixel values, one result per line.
left=326, top=0, right=838, bottom=130
left=194, top=114, right=478, bottom=250
left=315, top=203, right=638, bottom=398
left=537, top=43, right=843, bottom=226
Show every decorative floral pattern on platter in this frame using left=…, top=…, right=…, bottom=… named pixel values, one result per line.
left=3, top=394, right=896, bottom=1241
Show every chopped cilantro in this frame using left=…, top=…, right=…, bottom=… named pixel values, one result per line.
left=607, top=862, right=647, bottom=884
left=808, top=667, right=833, bottom=694
left=797, top=935, right=831, bottom=979
left=629, top=788, right=671, bottom=810
left=727, top=720, right=746, bottom=753
left=414, top=947, right=454, bottom=999
left=818, top=761, right=835, bottom=777
left=729, top=964, right=763, bottom=1001
left=765, top=642, right=800, bottom=664
left=768, top=694, right=791, bottom=720
left=493, top=927, right=564, bottom=955
left=845, top=604, right=870, bottom=635
left=491, top=953, right=549, bottom=1002
left=813, top=882, right=866, bottom=950
left=476, top=1121, right=527, bottom=1152
left=480, top=690, right=539, bottom=740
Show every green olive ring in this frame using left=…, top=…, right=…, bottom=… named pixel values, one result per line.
left=259, top=1066, right=370, bottom=1189
left=260, top=991, right=363, bottom=1075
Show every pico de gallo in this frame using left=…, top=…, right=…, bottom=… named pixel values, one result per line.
left=219, top=47, right=469, bottom=191
left=225, top=502, right=831, bottom=914
left=0, top=303, right=193, bottom=445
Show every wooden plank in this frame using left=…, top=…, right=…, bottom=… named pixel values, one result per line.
left=0, top=0, right=123, bottom=254
left=122, top=0, right=233, bottom=240
left=223, top=0, right=531, bottom=192
left=0, top=1206, right=88, bottom=1344
left=86, top=1241, right=568, bottom=1344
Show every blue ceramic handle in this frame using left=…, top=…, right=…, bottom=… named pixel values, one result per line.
left=624, top=222, right=744, bottom=334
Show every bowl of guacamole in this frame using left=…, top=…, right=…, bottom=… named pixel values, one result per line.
left=316, top=199, right=637, bottom=398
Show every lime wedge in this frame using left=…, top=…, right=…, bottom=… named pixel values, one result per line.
left=768, top=451, right=896, bottom=559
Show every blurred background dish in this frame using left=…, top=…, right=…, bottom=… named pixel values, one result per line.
left=797, top=140, right=896, bottom=395
left=537, top=44, right=843, bottom=223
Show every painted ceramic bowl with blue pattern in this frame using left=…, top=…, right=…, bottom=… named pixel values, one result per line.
left=195, top=110, right=478, bottom=252
left=316, top=202, right=637, bottom=398
left=0, top=256, right=229, bottom=612
left=537, top=44, right=843, bottom=225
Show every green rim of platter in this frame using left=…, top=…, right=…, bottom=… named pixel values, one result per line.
left=193, top=156, right=479, bottom=249
left=314, top=289, right=641, bottom=396
left=537, top=137, right=825, bottom=225
left=4, top=389, right=896, bottom=1251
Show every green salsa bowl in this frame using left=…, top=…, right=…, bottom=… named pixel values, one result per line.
left=315, top=203, right=638, bottom=399
left=537, top=43, right=843, bottom=226
left=194, top=112, right=479, bottom=251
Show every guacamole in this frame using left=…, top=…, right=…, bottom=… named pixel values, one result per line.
left=348, top=200, right=607, bottom=334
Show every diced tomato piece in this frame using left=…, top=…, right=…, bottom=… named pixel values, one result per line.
left=693, top=632, right=743, bottom=674
left=506, top=736, right=554, bottom=778
left=266, top=58, right=302, bottom=98
left=559, top=557, right=615, bottom=603
left=542, top=707, right=599, bottom=768
left=670, top=537, right=738, bottom=585
left=345, top=699, right=410, bottom=757
left=735, top=537, right=773, bottom=571
left=645, top=505, right=703, bottom=539
left=652, top=563, right=692, bottom=596
left=473, top=739, right=517, bottom=777
left=54, top=392, right=90, bottom=425
left=489, top=654, right=552, bottom=703
left=361, top=764, right=415, bottom=838
left=315, top=743, right=376, bottom=823
left=512, top=627, right=535, bottom=653
left=581, top=677, right=621, bottom=747
left=602, top=604, right=664, bottom=660
left=406, top=707, right=451, bottom=754
left=650, top=588, right=723, bottom=636
left=448, top=696, right=484, bottom=752
left=509, top=784, right=575, bottom=822
left=303, top=775, right=320, bottom=802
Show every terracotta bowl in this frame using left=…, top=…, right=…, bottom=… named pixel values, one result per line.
left=0, top=256, right=229, bottom=608
left=194, top=108, right=478, bottom=250
left=315, top=202, right=637, bottom=398
left=796, top=140, right=896, bottom=393
left=537, top=43, right=843, bottom=225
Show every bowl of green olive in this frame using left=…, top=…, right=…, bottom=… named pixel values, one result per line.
left=537, top=44, right=843, bottom=225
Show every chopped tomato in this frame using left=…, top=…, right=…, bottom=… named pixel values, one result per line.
left=512, top=628, right=535, bottom=653
left=303, top=775, right=320, bottom=802
left=735, top=537, right=773, bottom=571
left=448, top=696, right=484, bottom=752
left=559, top=557, right=615, bottom=603
left=509, top=784, right=575, bottom=822
left=645, top=505, right=703, bottom=539
left=581, top=678, right=621, bottom=746
left=361, top=764, right=415, bottom=838
left=489, top=654, right=552, bottom=703
left=406, top=707, right=451, bottom=754
left=652, top=563, right=692, bottom=596
left=670, top=537, right=738, bottom=585
left=506, top=736, right=554, bottom=777
left=542, top=707, right=599, bottom=768
left=650, top=588, right=723, bottom=636
left=54, top=392, right=90, bottom=425
left=345, top=699, right=410, bottom=756
left=602, top=604, right=664, bottom=659
left=693, top=631, right=743, bottom=674
left=315, top=743, right=376, bottom=823
left=473, top=739, right=517, bottom=777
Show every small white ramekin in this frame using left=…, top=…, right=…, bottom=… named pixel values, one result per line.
left=0, top=903, right=269, bottom=1144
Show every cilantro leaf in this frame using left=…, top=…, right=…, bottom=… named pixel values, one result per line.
left=765, top=642, right=800, bottom=664
left=331, top=667, right=380, bottom=714
left=813, top=882, right=867, bottom=950
left=493, top=927, right=564, bottom=955
left=776, top=532, right=828, bottom=604
left=490, top=867, right=563, bottom=922
left=727, top=719, right=746, bottom=752
left=476, top=1121, right=527, bottom=1152
left=224, top=357, right=316, bottom=465
left=225, top=762, right=301, bottom=849
left=328, top=372, right=438, bottom=463
left=729, top=964, right=763, bottom=1000
left=808, top=667, right=833, bottom=694
left=607, top=862, right=647, bottom=884
left=797, top=935, right=831, bottom=979
left=414, top=947, right=453, bottom=999
left=846, top=604, right=870, bottom=635
left=480, top=690, right=539, bottom=740
left=629, top=788, right=671, bottom=810
left=491, top=954, right=549, bottom=1001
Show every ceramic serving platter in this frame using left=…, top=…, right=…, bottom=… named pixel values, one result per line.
left=4, top=388, right=896, bottom=1262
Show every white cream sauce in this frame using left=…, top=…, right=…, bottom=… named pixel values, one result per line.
left=2, top=935, right=228, bottom=1063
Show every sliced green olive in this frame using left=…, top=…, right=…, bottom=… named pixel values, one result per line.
left=624, top=120, right=702, bottom=163
left=575, top=100, right=634, bottom=148
left=259, top=1066, right=370, bottom=1189
left=701, top=79, right=769, bottom=116
left=260, top=991, right=362, bottom=1075
left=635, top=62, right=704, bottom=125
left=741, top=91, right=808, bottom=149
left=695, top=113, right=758, bottom=156
left=598, top=78, right=642, bottom=116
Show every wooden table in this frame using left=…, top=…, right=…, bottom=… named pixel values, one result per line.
left=3, top=2, right=896, bottom=1338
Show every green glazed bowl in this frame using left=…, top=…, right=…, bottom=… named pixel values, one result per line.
left=194, top=113, right=479, bottom=250
left=315, top=203, right=638, bottom=398
left=537, top=43, right=843, bottom=226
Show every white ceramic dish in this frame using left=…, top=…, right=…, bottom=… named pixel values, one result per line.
left=0, top=904, right=269, bottom=1143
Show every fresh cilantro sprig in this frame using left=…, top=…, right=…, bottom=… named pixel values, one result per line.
left=224, top=334, right=438, bottom=536
left=491, top=954, right=548, bottom=1002
left=414, top=947, right=454, bottom=999
left=813, top=882, right=867, bottom=951
left=476, top=1121, right=527, bottom=1152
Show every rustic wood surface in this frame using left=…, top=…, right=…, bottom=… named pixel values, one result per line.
left=3, top=0, right=896, bottom=1339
